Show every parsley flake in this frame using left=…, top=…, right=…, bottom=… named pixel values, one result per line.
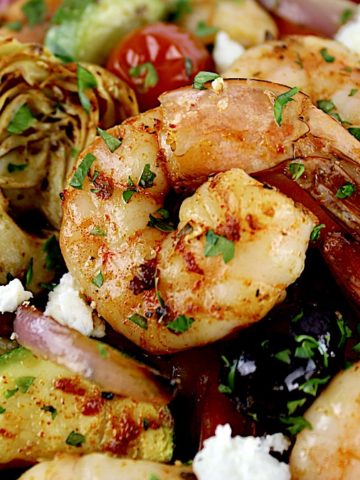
left=16, top=376, right=35, bottom=393
left=90, top=226, right=106, bottom=236
left=77, top=64, right=97, bottom=113
left=289, top=162, right=305, bottom=181
left=280, top=415, right=312, bottom=435
left=319, top=47, right=335, bottom=63
left=0, top=406, right=6, bottom=414
left=92, top=271, right=104, bottom=288
left=348, top=127, right=360, bottom=141
left=7, top=163, right=28, bottom=173
left=287, top=398, right=306, bottom=415
left=149, top=475, right=160, bottom=480
left=69, top=153, right=96, bottom=189
left=337, top=315, right=352, bottom=348
left=336, top=182, right=356, bottom=199
left=148, top=209, right=175, bottom=232
left=167, top=315, right=194, bottom=334
left=204, top=230, right=235, bottom=264
left=193, top=71, right=220, bottom=90
left=22, top=0, right=46, bottom=27
left=139, top=164, right=156, bottom=188
left=169, top=0, right=192, bottom=20
left=123, top=176, right=137, bottom=203
left=195, top=20, right=218, bottom=37
left=41, top=405, right=57, bottom=419
left=25, top=257, right=33, bottom=287
left=129, top=313, right=148, bottom=330
left=340, top=8, right=354, bottom=24
left=218, top=357, right=237, bottom=394
left=299, top=376, right=330, bottom=396
left=97, top=128, right=122, bottom=153
left=5, top=21, right=22, bottom=31
left=310, top=224, right=325, bottom=242
left=274, top=349, right=291, bottom=364
left=349, top=88, right=358, bottom=97
left=7, top=104, right=35, bottom=134
left=4, top=388, right=18, bottom=399
left=97, top=343, right=108, bottom=358
left=295, top=335, right=318, bottom=360
left=129, top=62, right=159, bottom=90
left=273, top=87, right=300, bottom=126
left=317, top=99, right=335, bottom=113
left=66, top=431, right=85, bottom=447
left=43, top=235, right=62, bottom=271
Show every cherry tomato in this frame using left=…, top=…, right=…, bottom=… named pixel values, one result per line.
left=107, top=22, right=215, bottom=111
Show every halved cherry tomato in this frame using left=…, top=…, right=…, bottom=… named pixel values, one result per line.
left=106, top=22, right=215, bottom=111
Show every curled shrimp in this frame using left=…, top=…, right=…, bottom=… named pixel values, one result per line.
left=61, top=78, right=360, bottom=354
left=290, top=362, right=360, bottom=480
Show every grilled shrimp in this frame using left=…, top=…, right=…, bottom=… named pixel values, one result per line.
left=19, top=454, right=193, bottom=480
left=224, top=35, right=360, bottom=131
left=290, top=362, right=360, bottom=480
left=61, top=79, right=360, bottom=354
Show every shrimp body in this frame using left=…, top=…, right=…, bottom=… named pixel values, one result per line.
left=290, top=363, right=360, bottom=480
left=61, top=79, right=360, bottom=354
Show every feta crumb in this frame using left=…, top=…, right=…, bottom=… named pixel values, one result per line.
left=213, top=31, right=245, bottom=73
left=335, top=7, right=360, bottom=55
left=193, top=424, right=290, bottom=480
left=212, top=76, right=225, bottom=94
left=45, top=273, right=97, bottom=337
left=0, top=279, right=33, bottom=313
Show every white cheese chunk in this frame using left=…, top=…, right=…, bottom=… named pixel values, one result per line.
left=335, top=7, right=360, bottom=55
left=213, top=31, right=245, bottom=73
left=0, top=279, right=33, bottom=313
left=45, top=273, right=100, bottom=337
left=193, top=424, right=290, bottom=480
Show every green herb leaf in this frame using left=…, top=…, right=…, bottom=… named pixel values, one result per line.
left=218, top=384, right=232, bottom=394
left=169, top=0, right=192, bottom=21
left=195, top=20, right=218, bottom=37
left=319, top=47, right=335, bottom=63
left=167, top=315, right=194, bottom=334
left=4, top=388, right=18, bottom=399
left=336, top=182, right=356, bottom=199
left=7, top=104, right=35, bottom=134
left=97, top=128, right=122, bottom=153
left=7, top=163, right=28, bottom=173
left=123, top=189, right=136, bottom=203
left=139, top=164, right=156, bottom=188
left=274, top=349, right=291, bottom=364
left=16, top=376, right=35, bottom=393
left=50, top=43, right=74, bottom=63
left=22, top=0, right=46, bottom=27
left=352, top=342, right=360, bottom=353
left=5, top=21, right=23, bottom=31
left=204, top=230, right=235, bottom=264
left=348, top=127, right=360, bottom=141
left=289, top=162, right=305, bottom=181
left=295, top=335, right=318, bottom=360
left=193, top=71, right=220, bottom=90
left=184, top=57, right=193, bottom=77
left=77, top=64, right=97, bottom=113
left=299, top=376, right=330, bottom=396
left=0, top=406, right=6, bottom=414
left=148, top=209, right=175, bottom=232
left=310, top=224, right=325, bottom=242
left=317, top=99, right=335, bottom=113
left=41, top=405, right=57, bottom=419
left=66, top=431, right=85, bottom=447
left=90, top=226, right=106, bottom=237
left=340, top=8, right=354, bottom=24
left=129, top=62, right=159, bottom=90
left=69, top=153, right=96, bottom=189
left=280, top=415, right=312, bottom=435
left=92, top=271, right=104, bottom=288
left=274, top=87, right=300, bottom=126
left=349, top=88, right=358, bottom=97
left=97, top=343, right=108, bottom=358
left=43, top=235, right=62, bottom=271
left=337, top=315, right=352, bottom=348
left=25, top=257, right=33, bottom=288
left=218, top=359, right=237, bottom=395
left=129, top=313, right=148, bottom=330
left=52, top=0, right=94, bottom=24
left=149, top=474, right=160, bottom=480
left=292, top=310, right=304, bottom=323
left=287, top=398, right=307, bottom=415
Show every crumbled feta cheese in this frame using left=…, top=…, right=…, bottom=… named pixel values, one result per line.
left=0, top=279, right=32, bottom=313
left=212, top=76, right=225, bottom=94
left=193, top=424, right=290, bottom=480
left=213, top=31, right=245, bottom=73
left=335, top=7, right=360, bottom=55
left=45, top=273, right=101, bottom=337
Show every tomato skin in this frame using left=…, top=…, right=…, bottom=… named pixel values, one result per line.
left=107, top=22, right=215, bottom=111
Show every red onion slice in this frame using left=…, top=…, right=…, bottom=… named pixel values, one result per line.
left=259, top=0, right=357, bottom=36
left=14, top=305, right=172, bottom=405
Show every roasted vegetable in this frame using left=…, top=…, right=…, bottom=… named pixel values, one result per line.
left=0, top=347, right=174, bottom=465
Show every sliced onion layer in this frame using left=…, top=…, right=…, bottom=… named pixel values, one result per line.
left=14, top=305, right=172, bottom=405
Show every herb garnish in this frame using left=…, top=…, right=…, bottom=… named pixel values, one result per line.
left=193, top=71, right=220, bottom=90
left=280, top=415, right=312, bottom=435
left=43, top=235, right=62, bottom=271
left=319, top=48, right=335, bottom=63
left=336, top=315, right=352, bottom=348
left=90, top=226, right=107, bottom=236
left=129, top=62, right=159, bottom=90
left=77, top=64, right=97, bottom=113
left=204, top=230, right=235, bottom=264
left=5, top=21, right=23, bottom=32
left=92, top=271, right=104, bottom=288
left=139, top=164, right=156, bottom=188
left=310, top=224, right=325, bottom=242
left=22, top=0, right=46, bottom=27
left=148, top=209, right=175, bottom=232
left=274, top=349, right=291, bottom=364
left=41, top=405, right=57, bottom=419
left=299, top=376, right=330, bottom=396
left=340, top=8, right=353, bottom=24
left=129, top=314, right=148, bottom=330
left=97, top=343, right=108, bottom=358
left=317, top=99, right=335, bottom=113
left=7, top=163, right=28, bottom=173
left=349, top=88, right=358, bottom=97
left=25, top=257, right=33, bottom=288
left=294, top=335, right=319, bottom=360
left=7, top=104, right=35, bottom=134
left=167, top=315, right=194, bottom=334
left=97, top=128, right=122, bottom=153
left=0, top=406, right=6, bottom=414
left=287, top=398, right=306, bottom=415
left=66, top=431, right=85, bottom=447
left=273, top=87, right=300, bottom=126
left=69, top=153, right=96, bottom=189
left=195, top=21, right=218, bottom=37
left=218, top=356, right=237, bottom=394
left=4, top=388, right=18, bottom=399
left=348, top=127, right=360, bottom=141
left=289, top=162, right=305, bottom=181
left=336, top=182, right=356, bottom=199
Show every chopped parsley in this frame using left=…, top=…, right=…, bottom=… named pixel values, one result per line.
left=292, top=310, right=304, bottom=323
left=299, top=376, right=330, bottom=396
left=148, top=209, right=175, bottom=232
left=319, top=47, right=335, bottom=63
left=169, top=0, right=192, bottom=21
left=193, top=71, right=220, bottom=90
left=195, top=20, right=218, bottom=37
left=77, top=64, right=98, bottom=113
left=5, top=21, right=23, bottom=31
left=128, top=313, right=148, bottom=330
left=22, top=0, right=46, bottom=27
left=41, top=405, right=57, bottom=419
left=289, top=162, right=305, bottom=181
left=4, top=388, right=18, bottom=399
left=69, top=153, right=96, bottom=189
left=16, top=376, right=35, bottom=393
left=97, top=343, right=108, bottom=358
left=340, top=8, right=354, bottom=24
left=66, top=431, right=85, bottom=447
left=43, top=235, right=62, bottom=271
left=97, top=128, right=122, bottom=153
left=273, top=87, right=300, bottom=126
left=149, top=475, right=160, bottom=480
left=7, top=104, right=35, bottom=135
left=287, top=398, right=306, bottom=415
left=294, top=334, right=319, bottom=360
left=336, top=182, right=356, bottom=199
left=219, top=356, right=237, bottom=394
left=129, top=62, right=159, bottom=90
left=204, top=230, right=235, bottom=264
left=122, top=176, right=136, bottom=203
left=348, top=127, right=360, bottom=141
left=352, top=342, right=360, bottom=353
left=349, top=88, right=358, bottom=97
left=7, top=163, right=28, bottom=173
left=167, top=315, right=194, bottom=334
left=0, top=406, right=6, bottom=414
left=310, top=224, right=325, bottom=242
left=280, top=415, right=312, bottom=435
left=90, top=226, right=107, bottom=236
left=274, top=349, right=291, bottom=364
left=92, top=271, right=104, bottom=288
left=317, top=99, right=335, bottom=113
left=25, top=257, right=33, bottom=288
left=139, top=164, right=156, bottom=188
left=337, top=315, right=352, bottom=348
